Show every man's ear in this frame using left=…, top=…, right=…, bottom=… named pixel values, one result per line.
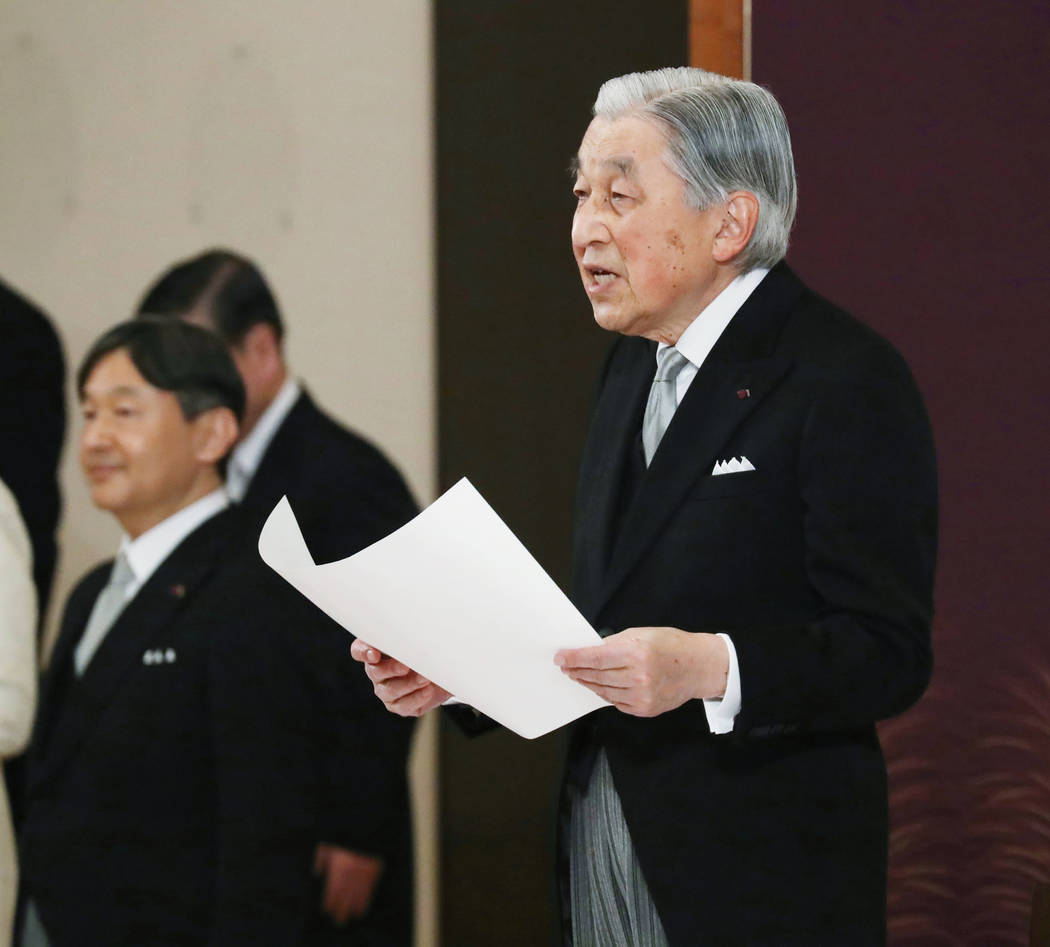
left=712, top=191, right=760, bottom=264
left=232, top=323, right=281, bottom=374
left=192, top=406, right=240, bottom=466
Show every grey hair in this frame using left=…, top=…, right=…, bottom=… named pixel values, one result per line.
left=594, top=67, right=797, bottom=270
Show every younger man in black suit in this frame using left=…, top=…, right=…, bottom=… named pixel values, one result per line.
left=20, top=320, right=326, bottom=945
left=136, top=251, right=417, bottom=944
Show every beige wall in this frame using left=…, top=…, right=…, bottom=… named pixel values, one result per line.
left=0, top=2, right=438, bottom=943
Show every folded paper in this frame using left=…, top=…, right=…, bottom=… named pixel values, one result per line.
left=258, top=478, right=606, bottom=739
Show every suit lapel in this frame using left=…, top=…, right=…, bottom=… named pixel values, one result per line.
left=32, top=567, right=107, bottom=754
left=573, top=338, right=653, bottom=621
left=600, top=354, right=791, bottom=610
left=31, top=511, right=233, bottom=790
left=241, top=390, right=314, bottom=513
left=591, top=263, right=806, bottom=619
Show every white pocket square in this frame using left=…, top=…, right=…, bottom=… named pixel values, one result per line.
left=711, top=456, right=756, bottom=476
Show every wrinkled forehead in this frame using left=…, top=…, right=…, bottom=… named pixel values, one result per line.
left=573, top=114, right=672, bottom=178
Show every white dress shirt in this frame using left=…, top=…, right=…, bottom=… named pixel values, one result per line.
left=110, top=488, right=230, bottom=608
left=72, top=489, right=228, bottom=676
left=225, top=378, right=301, bottom=502
left=657, top=266, right=769, bottom=734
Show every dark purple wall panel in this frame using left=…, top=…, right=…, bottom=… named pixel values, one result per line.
left=754, top=3, right=1050, bottom=942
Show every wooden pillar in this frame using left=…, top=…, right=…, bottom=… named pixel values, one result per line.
left=690, top=0, right=749, bottom=79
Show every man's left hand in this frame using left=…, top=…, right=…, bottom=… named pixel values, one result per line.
left=314, top=843, right=384, bottom=925
left=555, top=627, right=729, bottom=717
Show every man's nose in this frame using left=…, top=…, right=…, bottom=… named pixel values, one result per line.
left=572, top=200, right=609, bottom=250
left=81, top=415, right=112, bottom=449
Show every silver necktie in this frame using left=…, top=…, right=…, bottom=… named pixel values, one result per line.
left=74, top=552, right=135, bottom=675
left=641, top=346, right=690, bottom=466
left=225, top=456, right=250, bottom=502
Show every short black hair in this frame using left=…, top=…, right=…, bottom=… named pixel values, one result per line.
left=135, top=248, right=283, bottom=346
left=77, top=317, right=246, bottom=424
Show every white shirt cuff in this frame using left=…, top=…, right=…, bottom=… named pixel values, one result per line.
left=702, top=632, right=741, bottom=734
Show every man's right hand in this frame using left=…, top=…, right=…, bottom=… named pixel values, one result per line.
left=350, top=639, right=450, bottom=716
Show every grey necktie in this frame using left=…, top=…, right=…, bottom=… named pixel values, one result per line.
left=20, top=900, right=51, bottom=947
left=641, top=346, right=690, bottom=465
left=74, top=552, right=135, bottom=675
left=225, top=456, right=250, bottom=502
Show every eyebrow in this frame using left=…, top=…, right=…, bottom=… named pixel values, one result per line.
left=567, top=155, right=637, bottom=179
left=80, top=384, right=146, bottom=402
left=604, top=156, right=636, bottom=177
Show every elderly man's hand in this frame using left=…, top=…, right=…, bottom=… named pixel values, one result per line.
left=555, top=627, right=728, bottom=717
left=314, top=843, right=383, bottom=925
left=350, top=638, right=450, bottom=716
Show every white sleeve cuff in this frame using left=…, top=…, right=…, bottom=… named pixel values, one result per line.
left=702, top=633, right=741, bottom=734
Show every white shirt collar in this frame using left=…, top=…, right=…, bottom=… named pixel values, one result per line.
left=227, top=377, right=301, bottom=498
left=119, top=487, right=229, bottom=593
left=668, top=267, right=770, bottom=370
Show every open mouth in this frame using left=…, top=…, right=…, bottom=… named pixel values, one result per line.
left=585, top=265, right=619, bottom=287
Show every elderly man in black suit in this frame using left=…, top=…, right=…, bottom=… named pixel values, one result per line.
left=136, top=251, right=418, bottom=945
left=353, top=67, right=937, bottom=945
left=20, top=319, right=334, bottom=945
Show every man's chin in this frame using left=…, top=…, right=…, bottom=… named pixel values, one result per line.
left=593, top=305, right=643, bottom=337
left=592, top=303, right=622, bottom=331
left=87, top=486, right=123, bottom=515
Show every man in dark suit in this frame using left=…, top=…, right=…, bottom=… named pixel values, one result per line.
left=20, top=319, right=330, bottom=945
left=136, top=250, right=418, bottom=944
left=354, top=67, right=936, bottom=945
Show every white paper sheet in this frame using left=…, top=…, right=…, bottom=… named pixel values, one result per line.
left=257, top=478, right=606, bottom=739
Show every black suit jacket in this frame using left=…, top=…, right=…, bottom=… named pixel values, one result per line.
left=21, top=508, right=327, bottom=946
left=565, top=264, right=937, bottom=946
left=0, top=277, right=65, bottom=620
left=236, top=390, right=418, bottom=943
left=242, top=390, right=418, bottom=567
